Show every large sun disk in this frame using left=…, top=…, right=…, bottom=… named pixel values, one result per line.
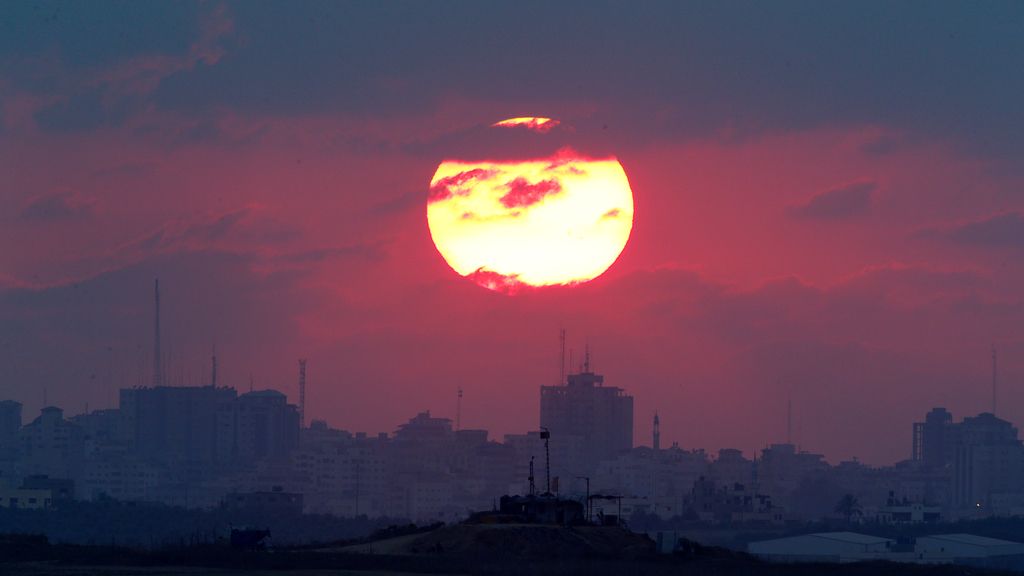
left=427, top=153, right=634, bottom=293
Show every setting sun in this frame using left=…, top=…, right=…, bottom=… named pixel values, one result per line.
left=427, top=126, right=634, bottom=293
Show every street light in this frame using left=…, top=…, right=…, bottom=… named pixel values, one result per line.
left=576, top=476, right=591, bottom=523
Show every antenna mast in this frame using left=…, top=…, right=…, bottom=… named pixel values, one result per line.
left=299, top=359, right=307, bottom=428
left=653, top=412, right=661, bottom=451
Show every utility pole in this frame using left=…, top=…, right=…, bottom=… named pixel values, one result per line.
left=577, top=476, right=591, bottom=523
left=528, top=456, right=536, bottom=496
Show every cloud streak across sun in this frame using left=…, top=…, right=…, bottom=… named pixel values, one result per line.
left=491, top=117, right=561, bottom=133
left=427, top=149, right=634, bottom=293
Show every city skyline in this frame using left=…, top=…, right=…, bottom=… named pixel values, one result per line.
left=3, top=2, right=1024, bottom=471
left=1, top=289, right=1017, bottom=470
left=5, top=361, right=1021, bottom=523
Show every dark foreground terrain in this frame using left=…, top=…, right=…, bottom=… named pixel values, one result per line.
left=0, top=529, right=1017, bottom=576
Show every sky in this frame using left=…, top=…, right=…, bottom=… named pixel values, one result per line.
left=2, top=1, right=1024, bottom=465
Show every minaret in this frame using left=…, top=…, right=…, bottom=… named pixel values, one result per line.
left=152, top=279, right=162, bottom=387
left=456, top=387, right=463, bottom=431
left=653, top=412, right=661, bottom=451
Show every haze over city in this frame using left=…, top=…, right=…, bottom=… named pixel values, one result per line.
left=3, top=2, right=1022, bottom=467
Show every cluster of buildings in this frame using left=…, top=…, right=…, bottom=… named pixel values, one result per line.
left=2, top=357, right=1024, bottom=525
left=0, top=361, right=644, bottom=521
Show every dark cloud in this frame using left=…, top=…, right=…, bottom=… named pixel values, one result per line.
left=941, top=212, right=1024, bottom=249
left=499, top=177, right=561, bottom=209
left=789, top=182, right=875, bottom=220
left=20, top=190, right=95, bottom=221
left=465, top=269, right=530, bottom=295
left=428, top=169, right=495, bottom=203
left=4, top=2, right=1021, bottom=154
left=32, top=90, right=135, bottom=133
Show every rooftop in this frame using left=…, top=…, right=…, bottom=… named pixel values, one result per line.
left=924, top=533, right=1024, bottom=547
left=811, top=532, right=894, bottom=545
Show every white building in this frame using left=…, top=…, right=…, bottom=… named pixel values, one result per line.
left=748, top=532, right=895, bottom=563
left=915, top=534, right=1024, bottom=564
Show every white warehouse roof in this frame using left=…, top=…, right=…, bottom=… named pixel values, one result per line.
left=916, top=534, right=1024, bottom=559
left=749, top=532, right=895, bottom=563
left=813, top=532, right=893, bottom=545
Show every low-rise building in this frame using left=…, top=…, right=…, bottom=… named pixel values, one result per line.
left=915, top=534, right=1024, bottom=567
left=223, top=486, right=303, bottom=516
left=748, top=532, right=896, bottom=563
left=0, top=486, right=52, bottom=509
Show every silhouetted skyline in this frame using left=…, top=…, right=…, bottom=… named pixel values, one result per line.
left=2, top=0, right=1024, bottom=474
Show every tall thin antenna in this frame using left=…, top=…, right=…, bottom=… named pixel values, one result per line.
left=298, top=359, right=307, bottom=428
left=153, top=278, right=162, bottom=387
left=456, top=387, right=463, bottom=431
left=559, top=328, right=566, bottom=385
left=584, top=343, right=591, bottom=373
left=569, top=349, right=574, bottom=378
left=211, top=345, right=217, bottom=387
left=653, top=412, right=661, bottom=451
left=992, top=345, right=998, bottom=416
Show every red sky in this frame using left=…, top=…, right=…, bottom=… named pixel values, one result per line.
left=2, top=2, right=1024, bottom=464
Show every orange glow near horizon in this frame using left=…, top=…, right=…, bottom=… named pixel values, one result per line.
left=427, top=149, right=634, bottom=293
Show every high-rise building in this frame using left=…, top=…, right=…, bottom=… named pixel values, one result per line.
left=948, top=412, right=1024, bottom=509
left=120, top=385, right=238, bottom=465
left=540, top=363, right=633, bottom=473
left=230, top=390, right=300, bottom=461
left=912, top=407, right=953, bottom=469
left=19, top=406, right=85, bottom=480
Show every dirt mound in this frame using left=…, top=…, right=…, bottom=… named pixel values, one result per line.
left=402, top=524, right=655, bottom=559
